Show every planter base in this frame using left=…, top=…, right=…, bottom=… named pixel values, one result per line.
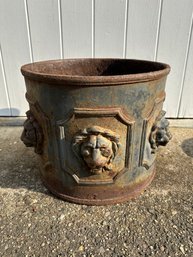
left=41, top=166, right=156, bottom=205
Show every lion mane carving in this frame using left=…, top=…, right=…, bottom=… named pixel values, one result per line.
left=72, top=126, right=120, bottom=175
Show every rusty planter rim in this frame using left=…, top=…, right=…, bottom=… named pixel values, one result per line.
left=21, top=58, right=170, bottom=86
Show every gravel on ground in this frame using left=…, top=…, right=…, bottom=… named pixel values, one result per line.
left=0, top=127, right=193, bottom=257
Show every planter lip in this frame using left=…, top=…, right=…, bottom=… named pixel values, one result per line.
left=21, top=58, right=170, bottom=86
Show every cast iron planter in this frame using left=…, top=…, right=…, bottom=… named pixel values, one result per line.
left=21, top=58, right=171, bottom=205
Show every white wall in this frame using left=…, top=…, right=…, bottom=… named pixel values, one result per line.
left=0, top=0, right=193, bottom=117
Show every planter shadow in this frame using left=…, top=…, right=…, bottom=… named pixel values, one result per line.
left=181, top=138, right=193, bottom=158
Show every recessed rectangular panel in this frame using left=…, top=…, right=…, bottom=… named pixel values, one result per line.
left=157, top=0, right=193, bottom=117
left=61, top=0, right=92, bottom=58
left=57, top=107, right=135, bottom=185
left=126, top=0, right=160, bottom=60
left=0, top=49, right=11, bottom=116
left=95, top=0, right=126, bottom=57
left=27, top=0, right=61, bottom=61
left=0, top=0, right=30, bottom=116
left=178, top=26, right=193, bottom=117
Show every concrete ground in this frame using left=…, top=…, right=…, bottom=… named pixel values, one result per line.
left=0, top=126, right=193, bottom=257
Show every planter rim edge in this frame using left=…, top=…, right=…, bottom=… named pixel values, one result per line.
left=21, top=58, right=170, bottom=86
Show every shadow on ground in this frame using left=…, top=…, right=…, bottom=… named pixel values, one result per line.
left=0, top=126, right=48, bottom=195
left=181, top=137, right=193, bottom=157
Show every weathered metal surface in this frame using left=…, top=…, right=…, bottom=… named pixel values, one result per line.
left=21, top=58, right=171, bottom=205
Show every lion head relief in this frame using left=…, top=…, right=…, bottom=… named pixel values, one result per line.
left=72, top=126, right=120, bottom=175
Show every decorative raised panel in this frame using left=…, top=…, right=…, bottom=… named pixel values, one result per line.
left=73, top=107, right=134, bottom=125
left=57, top=107, right=135, bottom=185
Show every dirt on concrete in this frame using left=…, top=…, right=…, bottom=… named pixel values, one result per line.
left=0, top=126, right=193, bottom=257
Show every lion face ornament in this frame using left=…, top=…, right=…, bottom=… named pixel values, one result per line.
left=149, top=111, right=172, bottom=154
left=72, top=126, right=120, bottom=175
